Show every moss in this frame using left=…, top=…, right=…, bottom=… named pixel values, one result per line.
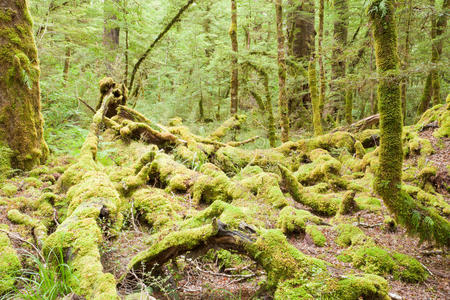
left=1, top=183, right=17, bottom=196
left=305, top=225, right=326, bottom=247
left=132, top=188, right=181, bottom=231
left=391, top=252, right=428, bottom=283
left=352, top=246, right=395, bottom=275
left=335, top=224, right=372, bottom=248
left=29, top=165, right=50, bottom=177
left=383, top=216, right=397, bottom=232
left=339, top=191, right=357, bottom=215
left=277, top=206, right=322, bottom=234
left=354, top=141, right=365, bottom=159
left=0, top=224, right=21, bottom=294
left=333, top=274, right=390, bottom=300
left=355, top=196, right=382, bottom=212
left=8, top=208, right=36, bottom=226
left=209, top=114, right=246, bottom=141
left=240, top=171, right=288, bottom=208
left=24, top=176, right=43, bottom=188
left=0, top=144, right=13, bottom=182
left=434, top=95, right=449, bottom=138
left=416, top=190, right=449, bottom=214
left=192, top=163, right=236, bottom=204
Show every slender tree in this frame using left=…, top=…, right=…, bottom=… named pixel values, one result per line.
left=0, top=0, right=49, bottom=170
left=276, top=0, right=289, bottom=142
left=369, top=0, right=449, bottom=246
left=103, top=0, right=120, bottom=49
left=400, top=0, right=412, bottom=123
left=229, top=0, right=239, bottom=115
left=309, top=57, right=323, bottom=136
left=318, top=0, right=326, bottom=115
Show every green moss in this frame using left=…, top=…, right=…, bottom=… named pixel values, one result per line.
left=335, top=224, right=372, bottom=248
left=132, top=188, right=181, bottom=231
left=24, top=176, right=43, bottom=188
left=0, top=224, right=21, bottom=294
left=0, top=144, right=13, bottom=182
left=309, top=58, right=323, bottom=136
left=352, top=246, right=395, bottom=275
left=305, top=225, right=326, bottom=247
left=355, top=196, right=382, bottom=212
left=1, top=183, right=17, bottom=196
left=209, top=114, right=246, bottom=141
left=29, top=165, right=49, bottom=177
left=354, top=141, right=365, bottom=159
left=333, top=274, right=390, bottom=300
left=277, top=207, right=322, bottom=234
left=391, top=252, right=428, bottom=283
left=7, top=208, right=36, bottom=226
left=339, top=191, right=357, bottom=215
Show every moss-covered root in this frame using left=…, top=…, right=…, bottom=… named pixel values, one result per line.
left=208, top=114, right=246, bottom=141
left=7, top=209, right=47, bottom=247
left=0, top=224, right=21, bottom=294
left=278, top=165, right=340, bottom=216
left=125, top=218, right=389, bottom=299
left=276, top=206, right=323, bottom=234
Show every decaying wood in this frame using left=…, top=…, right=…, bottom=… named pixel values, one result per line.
left=333, top=114, right=380, bottom=133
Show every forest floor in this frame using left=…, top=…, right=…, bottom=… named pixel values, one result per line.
left=1, top=92, right=449, bottom=299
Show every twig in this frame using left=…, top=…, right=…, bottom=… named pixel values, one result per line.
left=420, top=262, right=434, bottom=277
left=77, top=97, right=96, bottom=113
left=0, top=229, right=45, bottom=262
left=357, top=222, right=383, bottom=228
left=421, top=250, right=444, bottom=256
left=130, top=199, right=139, bottom=232
left=53, top=208, right=60, bottom=226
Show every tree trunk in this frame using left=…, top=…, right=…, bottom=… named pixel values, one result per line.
left=369, top=0, right=449, bottom=247
left=318, top=0, right=326, bottom=115
left=326, top=0, right=349, bottom=122
left=276, top=0, right=289, bottom=142
left=229, top=0, right=239, bottom=115
left=103, top=0, right=120, bottom=49
left=309, top=58, right=323, bottom=136
left=62, top=38, right=71, bottom=87
left=0, top=0, right=49, bottom=170
left=418, top=72, right=433, bottom=116
left=431, top=0, right=449, bottom=105
left=286, top=0, right=315, bottom=126
left=400, top=0, right=412, bottom=123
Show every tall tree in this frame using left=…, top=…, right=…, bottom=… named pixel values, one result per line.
left=326, top=0, right=349, bottom=122
left=309, top=57, right=323, bottom=136
left=369, top=0, right=449, bottom=246
left=276, top=0, right=289, bottom=142
left=431, top=0, right=449, bottom=105
left=0, top=0, right=49, bottom=170
left=400, top=0, right=412, bottom=123
left=317, top=0, right=326, bottom=115
left=229, top=0, right=239, bottom=115
left=286, top=0, right=315, bottom=127
left=103, top=0, right=120, bottom=49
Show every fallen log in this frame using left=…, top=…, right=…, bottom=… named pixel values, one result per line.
left=333, top=114, right=380, bottom=133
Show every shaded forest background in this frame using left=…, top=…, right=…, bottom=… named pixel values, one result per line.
left=34, top=0, right=448, bottom=154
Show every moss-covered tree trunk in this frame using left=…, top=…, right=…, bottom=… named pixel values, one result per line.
left=370, top=0, right=450, bottom=246
left=286, top=0, right=315, bottom=127
left=0, top=0, right=49, bottom=170
left=318, top=0, right=326, bottom=116
left=325, top=0, right=349, bottom=123
left=370, top=0, right=403, bottom=221
left=275, top=0, right=289, bottom=142
left=431, top=0, right=448, bottom=105
left=309, top=58, right=323, bottom=136
left=400, top=0, right=412, bottom=123
left=229, top=0, right=239, bottom=115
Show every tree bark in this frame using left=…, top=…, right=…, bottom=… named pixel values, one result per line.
left=229, top=0, right=239, bottom=115
left=318, top=0, right=326, bottom=115
left=62, top=37, right=71, bottom=87
left=400, top=0, right=412, bottom=123
left=326, top=0, right=349, bottom=122
left=0, top=0, right=49, bottom=170
left=369, top=0, right=449, bottom=247
left=103, top=0, right=120, bottom=49
left=431, top=0, right=448, bottom=105
left=286, top=0, right=315, bottom=125
left=276, top=0, right=289, bottom=142
left=309, top=58, right=323, bottom=136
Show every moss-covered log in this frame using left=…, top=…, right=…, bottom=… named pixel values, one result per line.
left=47, top=79, right=127, bottom=299
left=0, top=0, right=49, bottom=170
